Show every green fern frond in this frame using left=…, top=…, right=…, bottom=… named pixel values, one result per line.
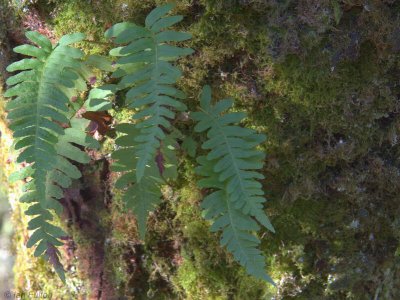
left=5, top=31, right=97, bottom=281
left=112, top=123, right=178, bottom=239
left=192, top=86, right=274, bottom=232
left=105, top=3, right=193, bottom=182
left=10, top=117, right=98, bottom=281
left=193, top=85, right=274, bottom=283
left=116, top=173, right=162, bottom=240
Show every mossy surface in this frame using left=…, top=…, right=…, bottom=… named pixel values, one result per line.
left=2, top=0, right=400, bottom=299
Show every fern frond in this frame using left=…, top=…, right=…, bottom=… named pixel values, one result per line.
left=116, top=173, right=162, bottom=240
left=105, top=3, right=193, bottom=182
left=5, top=31, right=96, bottom=280
left=10, top=116, right=98, bottom=279
left=196, top=156, right=274, bottom=284
left=193, top=86, right=274, bottom=283
left=192, top=86, right=274, bottom=232
left=112, top=123, right=178, bottom=239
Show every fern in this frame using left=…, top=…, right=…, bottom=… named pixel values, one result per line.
left=192, top=86, right=274, bottom=283
left=3, top=5, right=276, bottom=286
left=112, top=123, right=178, bottom=239
left=105, top=3, right=193, bottom=182
left=105, top=4, right=191, bottom=239
left=5, top=31, right=98, bottom=281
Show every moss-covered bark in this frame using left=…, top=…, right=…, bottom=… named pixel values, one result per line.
left=2, top=0, right=400, bottom=299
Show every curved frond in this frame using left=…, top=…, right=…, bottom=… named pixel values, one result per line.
left=5, top=31, right=96, bottom=281
left=193, top=85, right=274, bottom=283
left=106, top=3, right=193, bottom=182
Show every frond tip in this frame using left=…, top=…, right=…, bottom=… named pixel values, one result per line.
left=193, top=85, right=275, bottom=284
left=112, top=124, right=179, bottom=239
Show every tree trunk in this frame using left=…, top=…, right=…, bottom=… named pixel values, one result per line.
left=1, top=1, right=400, bottom=299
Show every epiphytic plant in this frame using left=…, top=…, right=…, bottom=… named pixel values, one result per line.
left=5, top=32, right=99, bottom=281
left=4, top=3, right=274, bottom=284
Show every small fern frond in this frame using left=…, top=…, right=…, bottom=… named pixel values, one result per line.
left=192, top=86, right=274, bottom=232
left=193, top=86, right=274, bottom=283
left=116, top=174, right=162, bottom=240
left=105, top=3, right=193, bottom=182
left=112, top=123, right=178, bottom=239
left=5, top=31, right=97, bottom=280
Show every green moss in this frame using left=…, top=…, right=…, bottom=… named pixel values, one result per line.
left=6, top=0, right=400, bottom=298
left=51, top=0, right=112, bottom=54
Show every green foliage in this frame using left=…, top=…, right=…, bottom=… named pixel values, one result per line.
left=105, top=3, right=193, bottom=182
left=106, top=4, right=194, bottom=241
left=192, top=85, right=274, bottom=283
left=112, top=123, right=178, bottom=239
left=5, top=31, right=98, bottom=281
left=4, top=3, right=275, bottom=287
left=6, top=1, right=400, bottom=298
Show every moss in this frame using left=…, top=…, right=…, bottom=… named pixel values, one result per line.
left=256, top=4, right=400, bottom=296
left=50, top=0, right=112, bottom=55
left=4, top=0, right=400, bottom=298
